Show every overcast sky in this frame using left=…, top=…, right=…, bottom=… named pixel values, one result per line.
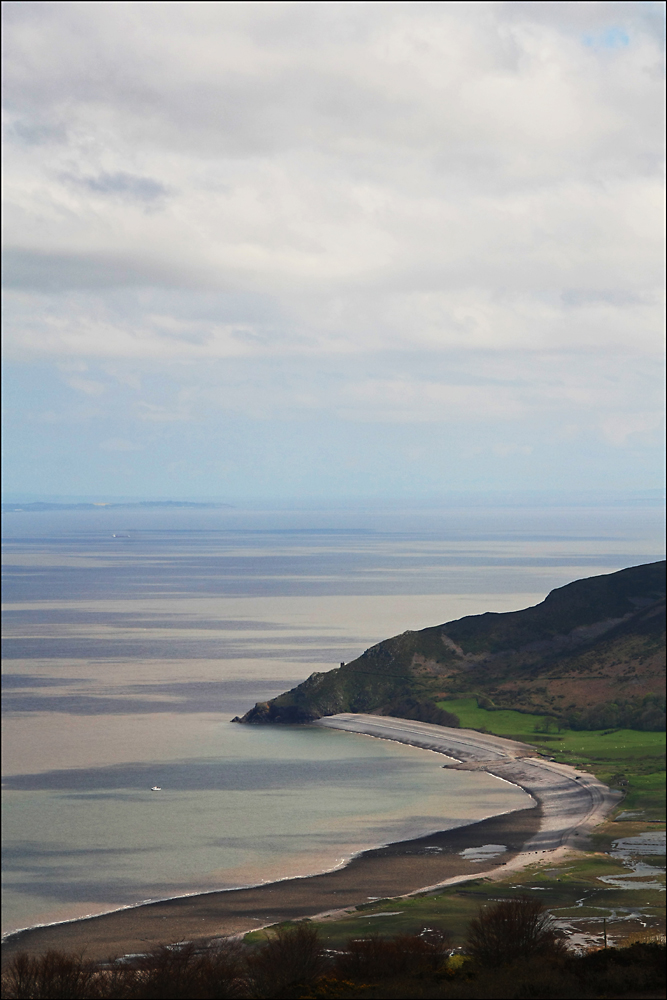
left=2, top=1, right=665, bottom=499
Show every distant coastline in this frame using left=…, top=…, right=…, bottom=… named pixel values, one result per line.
left=1, top=501, right=233, bottom=513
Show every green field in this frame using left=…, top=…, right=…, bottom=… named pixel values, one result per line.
left=437, top=698, right=666, bottom=820
left=246, top=852, right=665, bottom=951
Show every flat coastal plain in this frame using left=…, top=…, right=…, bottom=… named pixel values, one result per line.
left=2, top=718, right=620, bottom=963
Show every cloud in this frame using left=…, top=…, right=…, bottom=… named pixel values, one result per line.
left=73, top=172, right=168, bottom=201
left=599, top=411, right=664, bottom=446
left=2, top=250, right=191, bottom=292
left=32, top=348, right=656, bottom=443
left=66, top=376, right=106, bottom=396
left=3, top=5, right=663, bottom=321
left=335, top=379, right=526, bottom=424
left=1, top=2, right=664, bottom=495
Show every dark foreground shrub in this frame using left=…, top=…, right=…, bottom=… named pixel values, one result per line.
left=334, top=928, right=451, bottom=981
left=129, top=941, right=247, bottom=999
left=246, top=922, right=324, bottom=998
left=0, top=950, right=99, bottom=999
left=2, top=938, right=664, bottom=1000
left=570, top=941, right=666, bottom=995
left=466, top=896, right=567, bottom=968
left=436, top=944, right=667, bottom=999
left=1, top=942, right=247, bottom=1000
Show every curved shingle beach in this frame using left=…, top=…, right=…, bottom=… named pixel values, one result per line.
left=318, top=715, right=622, bottom=855
left=1, top=716, right=620, bottom=963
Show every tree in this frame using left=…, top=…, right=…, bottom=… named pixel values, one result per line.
left=466, top=896, right=567, bottom=967
left=246, top=923, right=323, bottom=998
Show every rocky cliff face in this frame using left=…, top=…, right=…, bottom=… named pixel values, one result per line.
left=233, top=561, right=666, bottom=728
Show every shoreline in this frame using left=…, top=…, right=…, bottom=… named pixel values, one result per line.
left=1, top=805, right=542, bottom=963
left=2, top=716, right=620, bottom=962
left=1, top=798, right=530, bottom=944
left=318, top=716, right=622, bottom=854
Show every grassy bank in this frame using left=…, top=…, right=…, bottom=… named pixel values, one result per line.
left=297, top=851, right=665, bottom=953
left=436, top=697, right=665, bottom=821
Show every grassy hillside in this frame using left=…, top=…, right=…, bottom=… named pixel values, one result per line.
left=235, top=561, right=666, bottom=729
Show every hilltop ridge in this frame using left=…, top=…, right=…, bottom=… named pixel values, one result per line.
left=234, top=561, right=666, bottom=730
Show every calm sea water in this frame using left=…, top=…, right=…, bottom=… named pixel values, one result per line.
left=2, top=500, right=664, bottom=934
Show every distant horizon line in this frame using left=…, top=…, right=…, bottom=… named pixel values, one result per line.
left=2, top=487, right=665, bottom=507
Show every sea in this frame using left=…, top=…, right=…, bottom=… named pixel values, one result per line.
left=2, top=497, right=665, bottom=936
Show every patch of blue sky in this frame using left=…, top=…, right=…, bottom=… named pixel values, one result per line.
left=583, top=26, right=630, bottom=49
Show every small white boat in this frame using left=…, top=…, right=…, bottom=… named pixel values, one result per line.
left=150, top=786, right=162, bottom=791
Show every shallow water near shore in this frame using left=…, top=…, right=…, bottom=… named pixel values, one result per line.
left=2, top=725, right=530, bottom=935
left=2, top=499, right=664, bottom=935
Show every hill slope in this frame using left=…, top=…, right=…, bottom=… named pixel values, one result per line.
left=234, top=561, right=666, bottom=730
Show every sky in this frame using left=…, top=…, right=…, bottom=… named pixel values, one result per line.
left=2, top=1, right=665, bottom=500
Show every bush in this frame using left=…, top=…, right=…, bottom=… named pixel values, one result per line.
left=383, top=698, right=460, bottom=728
left=571, top=941, right=666, bottom=995
left=567, top=693, right=666, bottom=731
left=246, top=923, right=324, bottom=998
left=129, top=941, right=247, bottom=999
left=1, top=942, right=248, bottom=1000
left=2, top=937, right=664, bottom=999
left=466, top=896, right=567, bottom=968
left=334, top=928, right=451, bottom=981
left=1, top=950, right=99, bottom=999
